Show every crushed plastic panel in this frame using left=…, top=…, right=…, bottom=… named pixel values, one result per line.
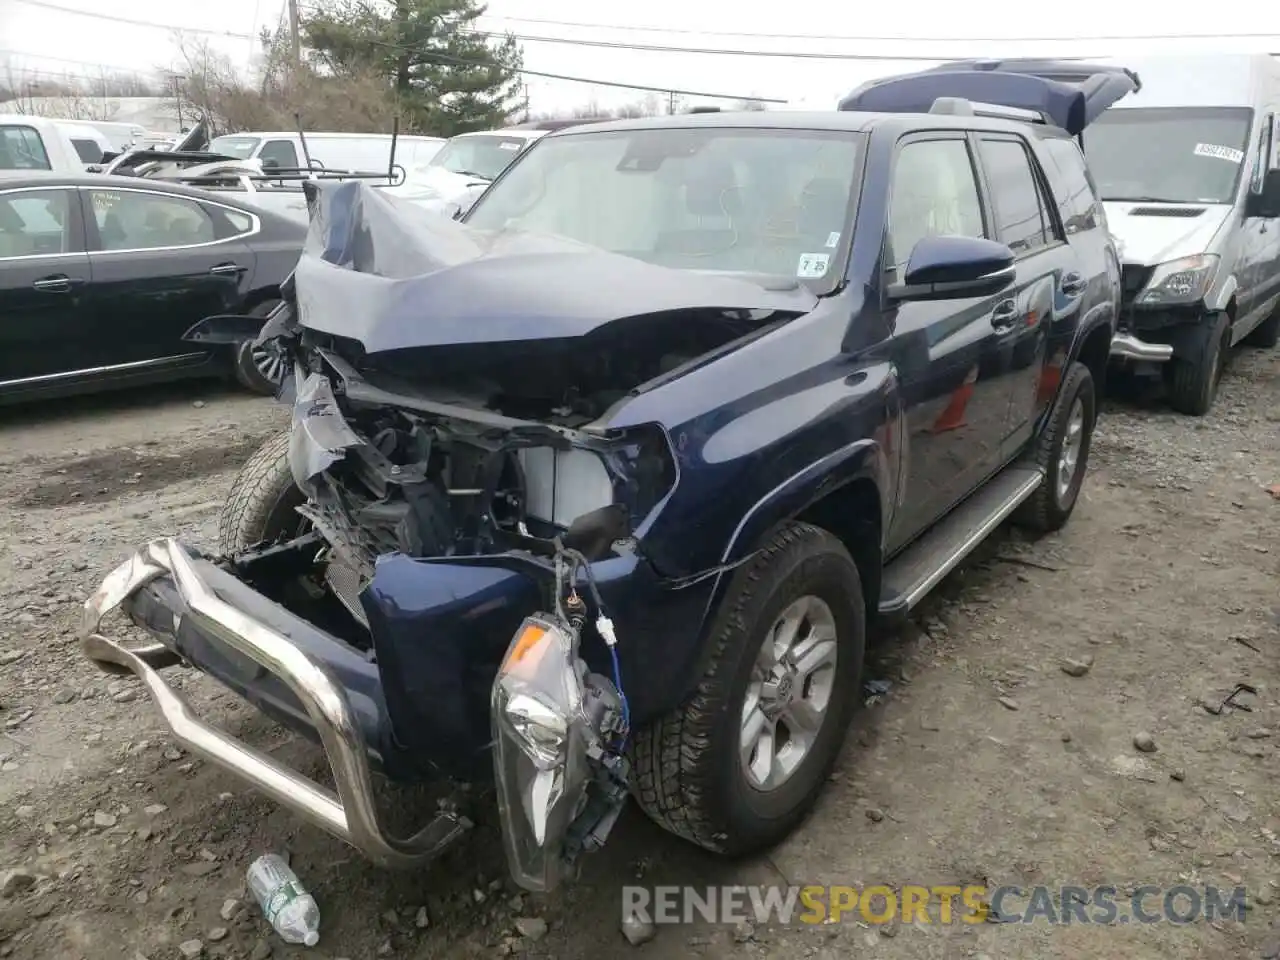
left=292, top=180, right=817, bottom=354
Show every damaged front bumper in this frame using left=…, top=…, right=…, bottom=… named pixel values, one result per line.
left=79, top=538, right=472, bottom=868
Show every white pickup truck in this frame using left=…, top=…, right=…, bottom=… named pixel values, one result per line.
left=0, top=114, right=89, bottom=175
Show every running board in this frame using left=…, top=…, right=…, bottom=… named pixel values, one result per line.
left=878, top=465, right=1044, bottom=620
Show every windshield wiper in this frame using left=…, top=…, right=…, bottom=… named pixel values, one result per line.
left=449, top=169, right=492, bottom=181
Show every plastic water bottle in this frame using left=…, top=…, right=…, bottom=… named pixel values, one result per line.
left=246, top=854, right=321, bottom=946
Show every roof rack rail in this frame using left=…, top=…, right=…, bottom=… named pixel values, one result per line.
left=930, top=96, right=1045, bottom=123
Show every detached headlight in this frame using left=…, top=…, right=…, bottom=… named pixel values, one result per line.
left=491, top=616, right=592, bottom=892
left=1137, top=254, right=1219, bottom=306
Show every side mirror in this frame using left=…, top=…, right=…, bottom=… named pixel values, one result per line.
left=261, top=158, right=281, bottom=171
left=887, top=235, right=1016, bottom=303
left=1247, top=169, right=1280, bottom=219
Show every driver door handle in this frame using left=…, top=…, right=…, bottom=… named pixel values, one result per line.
left=209, top=262, right=243, bottom=276
left=991, top=298, right=1019, bottom=331
left=32, top=274, right=83, bottom=293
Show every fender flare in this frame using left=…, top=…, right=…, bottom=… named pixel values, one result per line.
left=688, top=438, right=886, bottom=654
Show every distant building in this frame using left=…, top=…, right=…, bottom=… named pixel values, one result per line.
left=0, top=95, right=183, bottom=134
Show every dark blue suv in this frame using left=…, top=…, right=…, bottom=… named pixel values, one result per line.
left=79, top=64, right=1137, bottom=891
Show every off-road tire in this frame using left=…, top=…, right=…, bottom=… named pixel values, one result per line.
left=1244, top=307, right=1280, bottom=349
left=1164, top=311, right=1230, bottom=416
left=217, top=431, right=307, bottom=555
left=1013, top=361, right=1096, bottom=534
left=631, top=521, right=865, bottom=856
left=232, top=300, right=286, bottom=396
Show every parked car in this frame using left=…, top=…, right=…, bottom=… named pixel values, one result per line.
left=207, top=130, right=444, bottom=175
left=54, top=121, right=115, bottom=171
left=0, top=173, right=305, bottom=403
left=387, top=127, right=547, bottom=216
left=0, top=114, right=87, bottom=175
left=79, top=71, right=1127, bottom=895
left=918, top=55, right=1280, bottom=415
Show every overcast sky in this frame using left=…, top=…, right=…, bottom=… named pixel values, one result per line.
left=2, top=0, right=1279, bottom=121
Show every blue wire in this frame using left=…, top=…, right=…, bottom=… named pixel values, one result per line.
left=608, top=643, right=630, bottom=749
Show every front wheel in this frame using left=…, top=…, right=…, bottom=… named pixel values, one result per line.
left=1014, top=360, right=1096, bottom=533
left=1164, top=311, right=1230, bottom=416
left=218, top=431, right=308, bottom=555
left=631, top=521, right=865, bottom=856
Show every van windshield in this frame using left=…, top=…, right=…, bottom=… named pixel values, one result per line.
left=1084, top=107, right=1253, bottom=205
left=429, top=135, right=531, bottom=180
left=209, top=136, right=261, bottom=160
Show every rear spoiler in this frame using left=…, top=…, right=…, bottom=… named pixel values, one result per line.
left=839, top=60, right=1141, bottom=136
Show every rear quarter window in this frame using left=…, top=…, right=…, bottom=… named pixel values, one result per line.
left=1041, top=138, right=1101, bottom=234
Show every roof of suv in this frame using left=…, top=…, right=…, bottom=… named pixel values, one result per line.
left=539, top=109, right=1070, bottom=139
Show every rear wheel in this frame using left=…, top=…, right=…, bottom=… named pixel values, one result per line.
left=1164, top=311, right=1230, bottom=416
left=218, top=431, right=307, bottom=555
left=1014, top=361, right=1096, bottom=534
left=631, top=521, right=865, bottom=856
left=232, top=300, right=288, bottom=396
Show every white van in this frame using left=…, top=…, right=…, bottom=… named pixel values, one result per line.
left=1079, top=54, right=1280, bottom=414
left=207, top=131, right=444, bottom=175
left=54, top=120, right=115, bottom=169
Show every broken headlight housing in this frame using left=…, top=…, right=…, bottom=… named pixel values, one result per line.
left=491, top=612, right=628, bottom=893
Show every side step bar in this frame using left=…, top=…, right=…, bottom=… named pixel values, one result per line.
left=878, top=464, right=1044, bottom=620
left=79, top=538, right=471, bottom=868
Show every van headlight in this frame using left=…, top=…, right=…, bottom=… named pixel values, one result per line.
left=1137, top=254, right=1219, bottom=306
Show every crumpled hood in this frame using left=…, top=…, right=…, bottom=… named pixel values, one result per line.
left=1102, top=201, right=1232, bottom=266
left=294, top=180, right=819, bottom=354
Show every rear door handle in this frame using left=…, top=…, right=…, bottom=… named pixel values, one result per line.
left=1060, top=272, right=1088, bottom=296
left=209, top=262, right=243, bottom=276
left=991, top=298, right=1019, bottom=331
left=32, top=274, right=78, bottom=293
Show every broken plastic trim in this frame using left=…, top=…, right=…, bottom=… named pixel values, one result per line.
left=79, top=538, right=472, bottom=868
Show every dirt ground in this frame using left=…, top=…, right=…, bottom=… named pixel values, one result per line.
left=1, top=349, right=1278, bottom=960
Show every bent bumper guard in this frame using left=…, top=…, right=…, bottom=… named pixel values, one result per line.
left=79, top=537, right=471, bottom=868
left=1110, top=332, right=1173, bottom=362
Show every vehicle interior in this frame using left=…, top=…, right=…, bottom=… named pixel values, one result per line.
left=0, top=192, right=70, bottom=257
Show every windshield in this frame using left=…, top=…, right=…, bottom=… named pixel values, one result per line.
left=1084, top=107, right=1253, bottom=204
left=429, top=134, right=531, bottom=179
left=464, top=127, right=865, bottom=293
left=209, top=136, right=261, bottom=160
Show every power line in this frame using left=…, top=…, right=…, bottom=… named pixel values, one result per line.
left=476, top=13, right=1280, bottom=45
left=11, top=0, right=258, bottom=40
left=0, top=48, right=158, bottom=78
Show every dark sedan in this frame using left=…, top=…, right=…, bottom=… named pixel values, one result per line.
left=0, top=172, right=305, bottom=403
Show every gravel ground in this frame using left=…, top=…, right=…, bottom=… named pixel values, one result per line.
left=1, top=348, right=1278, bottom=960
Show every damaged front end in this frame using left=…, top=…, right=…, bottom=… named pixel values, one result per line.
left=84, top=179, right=818, bottom=890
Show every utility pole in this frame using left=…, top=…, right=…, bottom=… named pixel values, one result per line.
left=521, top=83, right=530, bottom=122
left=668, top=90, right=676, bottom=114
left=287, top=0, right=302, bottom=70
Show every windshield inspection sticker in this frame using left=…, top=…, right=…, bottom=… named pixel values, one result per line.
left=498, top=141, right=523, bottom=151
left=1194, top=142, right=1245, bottom=164
left=825, top=231, right=841, bottom=248
left=797, top=252, right=831, bottom=278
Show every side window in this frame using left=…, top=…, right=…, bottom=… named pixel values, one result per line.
left=0, top=189, right=72, bottom=258
left=888, top=138, right=985, bottom=270
left=977, top=138, right=1054, bottom=255
left=88, top=190, right=218, bottom=251
left=206, top=205, right=257, bottom=240
left=0, top=125, right=52, bottom=171
left=1252, top=114, right=1274, bottom=193
left=259, top=139, right=299, bottom=169
left=1043, top=138, right=1099, bottom=234
left=71, top=139, right=104, bottom=164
